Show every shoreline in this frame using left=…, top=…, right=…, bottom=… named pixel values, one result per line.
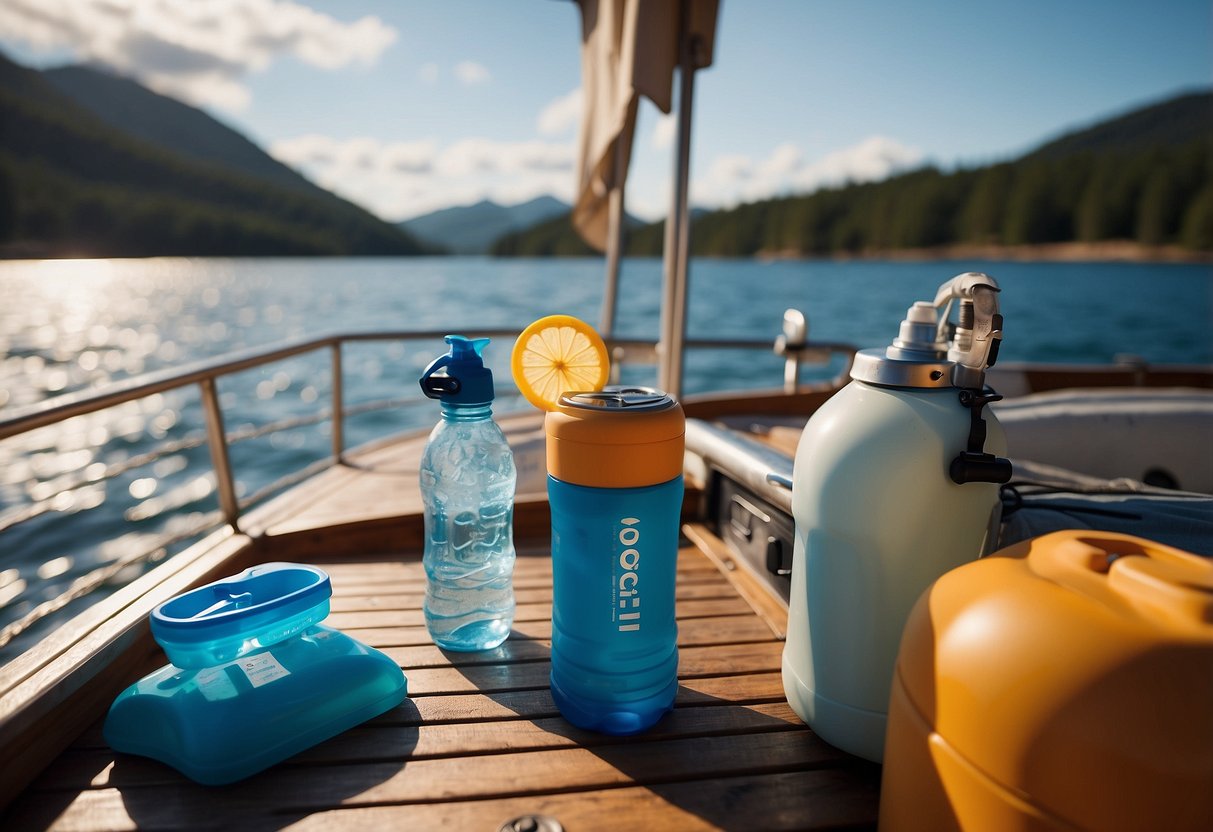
left=757, top=241, right=1213, bottom=264
left=3, top=241, right=1211, bottom=264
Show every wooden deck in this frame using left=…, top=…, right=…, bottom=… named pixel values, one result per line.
left=5, top=354, right=1212, bottom=830
left=5, top=532, right=879, bottom=831
left=0, top=412, right=882, bottom=830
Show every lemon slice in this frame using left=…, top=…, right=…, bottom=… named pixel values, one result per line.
left=511, top=314, right=610, bottom=411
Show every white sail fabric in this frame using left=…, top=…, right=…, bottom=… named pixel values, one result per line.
left=572, top=0, right=718, bottom=251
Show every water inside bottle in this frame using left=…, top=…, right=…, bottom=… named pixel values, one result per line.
left=420, top=415, right=517, bottom=651
left=423, top=499, right=515, bottom=650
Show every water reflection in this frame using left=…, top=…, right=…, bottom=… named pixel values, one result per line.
left=0, top=257, right=556, bottom=658
left=37, top=556, right=72, bottom=580
left=0, top=259, right=303, bottom=654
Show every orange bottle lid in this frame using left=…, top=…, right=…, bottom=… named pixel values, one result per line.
left=545, top=387, right=685, bottom=488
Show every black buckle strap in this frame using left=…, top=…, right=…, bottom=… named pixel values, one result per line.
left=950, top=387, right=1013, bottom=485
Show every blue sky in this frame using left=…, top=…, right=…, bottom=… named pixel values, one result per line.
left=1, top=1, right=1209, bottom=222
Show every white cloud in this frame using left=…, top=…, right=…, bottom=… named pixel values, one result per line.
left=436, top=138, right=574, bottom=177
left=792, top=136, right=923, bottom=192
left=270, top=129, right=924, bottom=225
left=265, top=73, right=581, bottom=222
left=270, top=134, right=575, bottom=221
left=537, top=88, right=582, bottom=136
left=765, top=143, right=805, bottom=178
left=691, top=136, right=924, bottom=210
left=273, top=134, right=438, bottom=172
left=383, top=141, right=436, bottom=174
left=453, top=60, right=490, bottom=85
left=652, top=112, right=676, bottom=150
left=0, top=0, right=397, bottom=112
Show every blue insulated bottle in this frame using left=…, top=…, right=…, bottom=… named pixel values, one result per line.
left=545, top=387, right=686, bottom=735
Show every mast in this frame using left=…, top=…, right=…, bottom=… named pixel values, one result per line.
left=573, top=0, right=718, bottom=393
left=599, top=142, right=627, bottom=343
left=657, top=0, right=705, bottom=399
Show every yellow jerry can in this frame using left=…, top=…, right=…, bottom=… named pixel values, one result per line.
left=879, top=530, right=1213, bottom=831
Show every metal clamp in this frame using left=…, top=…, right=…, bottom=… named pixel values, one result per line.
left=950, top=387, right=1013, bottom=485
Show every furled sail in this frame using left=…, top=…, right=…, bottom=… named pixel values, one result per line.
left=572, top=0, right=718, bottom=251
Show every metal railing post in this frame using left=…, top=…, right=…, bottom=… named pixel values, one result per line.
left=777, top=309, right=808, bottom=394
left=331, top=342, right=345, bottom=462
left=199, top=377, right=240, bottom=530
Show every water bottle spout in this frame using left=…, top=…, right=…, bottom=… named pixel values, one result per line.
left=420, top=334, right=495, bottom=404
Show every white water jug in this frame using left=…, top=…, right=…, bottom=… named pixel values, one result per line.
left=782, top=273, right=1011, bottom=763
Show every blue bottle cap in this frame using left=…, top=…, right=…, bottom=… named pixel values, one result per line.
left=419, top=335, right=495, bottom=405
left=151, top=562, right=331, bottom=669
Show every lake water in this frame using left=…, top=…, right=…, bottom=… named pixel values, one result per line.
left=1, top=256, right=1210, bottom=659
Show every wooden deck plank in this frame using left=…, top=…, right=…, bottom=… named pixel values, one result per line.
left=328, top=574, right=740, bottom=612
left=369, top=611, right=771, bottom=647
left=685, top=523, right=791, bottom=639
left=324, top=570, right=729, bottom=601
left=325, top=595, right=754, bottom=630
left=391, top=633, right=793, bottom=670
left=334, top=613, right=778, bottom=653
left=41, top=701, right=808, bottom=790
left=277, top=769, right=881, bottom=832
left=305, top=700, right=806, bottom=762
left=69, top=670, right=794, bottom=751
left=16, top=731, right=858, bottom=829
left=311, top=545, right=719, bottom=580
left=399, top=641, right=784, bottom=696
left=10, top=766, right=880, bottom=832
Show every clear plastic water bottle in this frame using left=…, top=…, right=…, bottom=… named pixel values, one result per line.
left=419, top=335, right=516, bottom=651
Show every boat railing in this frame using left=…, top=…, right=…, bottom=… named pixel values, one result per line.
left=0, top=327, right=850, bottom=650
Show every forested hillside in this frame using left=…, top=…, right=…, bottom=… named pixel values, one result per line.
left=0, top=54, right=428, bottom=258
left=42, top=65, right=331, bottom=200
left=493, top=90, right=1212, bottom=258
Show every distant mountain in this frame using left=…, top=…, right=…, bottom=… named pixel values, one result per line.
left=490, top=205, right=655, bottom=257
left=495, top=90, right=1213, bottom=258
left=1028, top=90, right=1212, bottom=161
left=508, top=195, right=575, bottom=229
left=400, top=196, right=571, bottom=254
left=43, top=65, right=329, bottom=199
left=0, top=53, right=428, bottom=257
left=492, top=212, right=597, bottom=256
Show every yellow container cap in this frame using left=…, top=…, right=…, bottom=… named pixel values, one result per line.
left=545, top=387, right=685, bottom=488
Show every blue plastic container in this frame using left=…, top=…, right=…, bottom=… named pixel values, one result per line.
left=104, top=563, right=408, bottom=785
left=544, top=388, right=686, bottom=735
